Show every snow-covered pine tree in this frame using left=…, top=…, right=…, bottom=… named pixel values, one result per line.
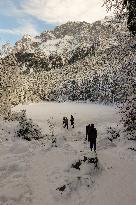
left=103, top=0, right=136, bottom=35
left=120, top=51, right=136, bottom=135
left=104, top=0, right=136, bottom=133
left=0, top=53, right=21, bottom=118
left=121, top=80, right=136, bottom=135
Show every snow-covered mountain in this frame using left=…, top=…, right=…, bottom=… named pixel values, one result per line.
left=0, top=16, right=135, bottom=105
left=14, top=18, right=128, bottom=55
left=0, top=43, right=14, bottom=58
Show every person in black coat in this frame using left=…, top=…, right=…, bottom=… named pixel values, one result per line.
left=63, top=117, right=68, bottom=129
left=70, top=115, right=74, bottom=128
left=63, top=117, right=66, bottom=127
left=88, top=124, right=97, bottom=151
left=86, top=124, right=90, bottom=141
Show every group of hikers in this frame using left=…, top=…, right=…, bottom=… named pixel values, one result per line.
left=63, top=115, right=97, bottom=151
left=63, top=115, right=74, bottom=129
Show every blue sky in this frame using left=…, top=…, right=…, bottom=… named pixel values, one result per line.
left=0, top=0, right=113, bottom=46
left=0, top=0, right=56, bottom=46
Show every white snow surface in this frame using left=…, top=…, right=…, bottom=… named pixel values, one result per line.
left=0, top=102, right=136, bottom=205
left=38, top=35, right=75, bottom=55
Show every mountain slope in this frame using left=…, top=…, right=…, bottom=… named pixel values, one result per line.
left=0, top=16, right=136, bottom=105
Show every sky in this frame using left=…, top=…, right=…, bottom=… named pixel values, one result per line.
left=0, top=0, right=113, bottom=46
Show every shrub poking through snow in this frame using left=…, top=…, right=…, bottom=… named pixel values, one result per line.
left=56, top=185, right=66, bottom=192
left=16, top=110, right=43, bottom=141
left=47, top=117, right=55, bottom=137
left=56, top=154, right=100, bottom=196
left=8, top=110, right=27, bottom=121
left=107, top=126, right=120, bottom=141
left=71, top=154, right=98, bottom=170
left=71, top=160, right=82, bottom=170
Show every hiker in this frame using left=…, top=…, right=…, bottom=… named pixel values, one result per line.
left=63, top=117, right=66, bottom=127
left=63, top=117, right=68, bottom=129
left=70, top=115, right=74, bottom=128
left=88, top=124, right=97, bottom=151
left=86, top=124, right=90, bottom=141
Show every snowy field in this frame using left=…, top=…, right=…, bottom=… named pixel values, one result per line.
left=0, top=102, right=136, bottom=205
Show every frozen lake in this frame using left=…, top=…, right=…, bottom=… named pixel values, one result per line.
left=13, top=102, right=119, bottom=141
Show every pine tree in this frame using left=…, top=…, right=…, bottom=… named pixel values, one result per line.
left=0, top=54, right=21, bottom=118
left=103, top=0, right=136, bottom=35
left=104, top=0, right=136, bottom=133
left=121, top=82, right=136, bottom=135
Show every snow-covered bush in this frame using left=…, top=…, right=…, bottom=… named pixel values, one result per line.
left=16, top=110, right=43, bottom=141
left=47, top=117, right=55, bottom=136
left=56, top=152, right=101, bottom=197
left=120, top=80, right=136, bottom=138
left=121, top=94, right=136, bottom=138
left=9, top=110, right=25, bottom=121
left=107, top=126, right=120, bottom=141
left=0, top=53, right=21, bottom=118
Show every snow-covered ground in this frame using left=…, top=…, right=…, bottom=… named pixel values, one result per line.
left=0, top=102, right=136, bottom=205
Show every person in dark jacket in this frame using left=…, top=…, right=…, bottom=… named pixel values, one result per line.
left=86, top=124, right=90, bottom=141
left=70, top=115, right=74, bottom=128
left=63, top=117, right=68, bottom=129
left=88, top=124, right=97, bottom=151
left=65, top=117, right=68, bottom=129
left=63, top=117, right=66, bottom=128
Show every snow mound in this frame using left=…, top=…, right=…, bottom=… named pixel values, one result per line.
left=15, top=110, right=43, bottom=141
